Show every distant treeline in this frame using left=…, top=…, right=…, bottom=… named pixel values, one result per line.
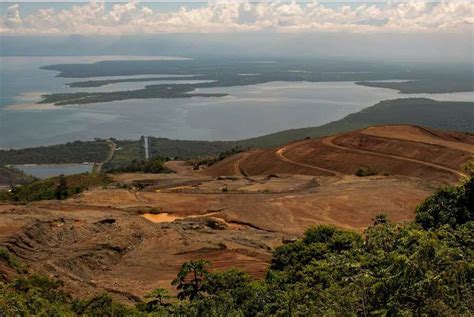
left=102, top=137, right=237, bottom=171
left=107, top=156, right=172, bottom=174
left=187, top=147, right=244, bottom=168
left=0, top=140, right=111, bottom=165
left=357, top=78, right=474, bottom=94
left=0, top=173, right=110, bottom=203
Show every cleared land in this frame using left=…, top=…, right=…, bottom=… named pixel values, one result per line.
left=0, top=125, right=471, bottom=302
left=207, top=125, right=473, bottom=184
left=0, top=173, right=433, bottom=301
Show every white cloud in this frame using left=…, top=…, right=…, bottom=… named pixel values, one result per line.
left=1, top=0, right=472, bottom=35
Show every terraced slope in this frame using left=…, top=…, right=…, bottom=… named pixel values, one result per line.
left=206, top=125, right=473, bottom=183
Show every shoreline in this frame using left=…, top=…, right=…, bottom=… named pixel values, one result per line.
left=11, top=163, right=96, bottom=167
left=5, top=103, right=60, bottom=111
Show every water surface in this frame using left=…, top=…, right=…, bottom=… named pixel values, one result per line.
left=1, top=56, right=472, bottom=149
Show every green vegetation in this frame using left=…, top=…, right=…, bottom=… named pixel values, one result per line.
left=67, top=77, right=200, bottom=88
left=355, top=166, right=378, bottom=177
left=0, top=173, right=110, bottom=203
left=415, top=177, right=473, bottom=229
left=1, top=177, right=472, bottom=315
left=0, top=140, right=111, bottom=165
left=149, top=138, right=237, bottom=159
left=172, top=260, right=211, bottom=301
left=103, top=139, right=145, bottom=171
left=108, top=156, right=172, bottom=174
left=39, top=58, right=473, bottom=105
left=357, top=79, right=474, bottom=93
left=40, top=84, right=227, bottom=106
left=187, top=147, right=244, bottom=168
left=462, top=160, right=474, bottom=176
left=104, top=137, right=237, bottom=170
left=0, top=166, right=35, bottom=186
left=0, top=248, right=22, bottom=272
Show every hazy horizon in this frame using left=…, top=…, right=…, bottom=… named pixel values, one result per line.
left=1, top=1, right=473, bottom=63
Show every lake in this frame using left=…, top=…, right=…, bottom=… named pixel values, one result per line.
left=1, top=56, right=473, bottom=149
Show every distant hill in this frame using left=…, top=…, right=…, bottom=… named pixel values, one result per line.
left=0, top=167, right=35, bottom=186
left=0, top=140, right=111, bottom=166
left=356, top=79, right=474, bottom=94
left=239, top=98, right=474, bottom=148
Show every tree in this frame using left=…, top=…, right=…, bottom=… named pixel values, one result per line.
left=415, top=177, right=473, bottom=229
left=55, top=175, right=68, bottom=200
left=172, top=260, right=210, bottom=301
left=143, top=288, right=171, bottom=310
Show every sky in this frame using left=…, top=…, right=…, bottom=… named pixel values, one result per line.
left=1, top=1, right=472, bottom=35
left=0, top=1, right=472, bottom=62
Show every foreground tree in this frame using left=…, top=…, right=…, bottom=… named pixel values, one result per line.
left=171, top=259, right=210, bottom=301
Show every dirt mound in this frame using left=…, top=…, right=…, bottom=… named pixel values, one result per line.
left=0, top=204, right=280, bottom=302
left=206, top=125, right=472, bottom=183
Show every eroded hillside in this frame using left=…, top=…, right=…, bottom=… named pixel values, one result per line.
left=0, top=125, right=471, bottom=302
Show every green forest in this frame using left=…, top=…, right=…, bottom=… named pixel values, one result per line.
left=1, top=176, right=472, bottom=316
left=0, top=140, right=111, bottom=165
left=107, top=156, right=171, bottom=174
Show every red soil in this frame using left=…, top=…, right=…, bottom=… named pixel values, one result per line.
left=206, top=125, right=473, bottom=184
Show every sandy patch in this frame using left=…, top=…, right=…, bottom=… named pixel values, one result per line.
left=6, top=102, right=60, bottom=111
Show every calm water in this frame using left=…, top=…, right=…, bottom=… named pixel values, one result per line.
left=14, top=164, right=94, bottom=179
left=1, top=56, right=473, bottom=148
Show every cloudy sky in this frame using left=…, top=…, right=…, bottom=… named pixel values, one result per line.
left=1, top=1, right=472, bottom=35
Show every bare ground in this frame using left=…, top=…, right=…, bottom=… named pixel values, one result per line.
left=0, top=125, right=466, bottom=302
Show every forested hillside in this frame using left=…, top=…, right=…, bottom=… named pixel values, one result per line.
left=0, top=141, right=111, bottom=165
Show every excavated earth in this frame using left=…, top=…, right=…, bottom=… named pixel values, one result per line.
left=206, top=125, right=473, bottom=184
left=0, top=125, right=472, bottom=302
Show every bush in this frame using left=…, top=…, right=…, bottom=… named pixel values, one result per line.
left=107, top=156, right=172, bottom=174
left=355, top=166, right=378, bottom=177
left=415, top=177, right=473, bottom=229
left=1, top=173, right=110, bottom=203
left=0, top=248, right=20, bottom=270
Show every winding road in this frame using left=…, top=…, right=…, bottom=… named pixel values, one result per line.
left=322, top=136, right=467, bottom=178
left=274, top=144, right=341, bottom=176
left=95, top=139, right=116, bottom=173
left=233, top=153, right=250, bottom=176
left=260, top=135, right=467, bottom=179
